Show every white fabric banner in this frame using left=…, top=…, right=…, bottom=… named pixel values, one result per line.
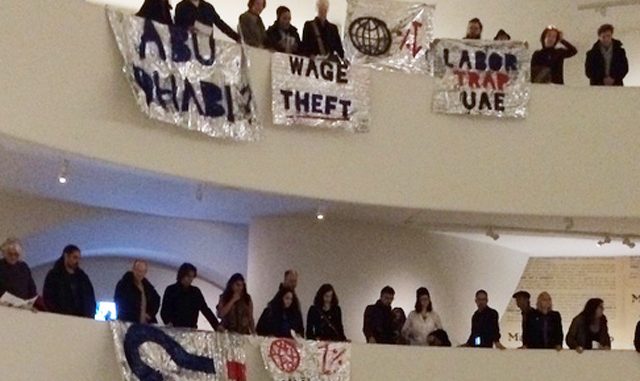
left=111, top=322, right=247, bottom=381
left=344, top=0, right=435, bottom=74
left=431, top=39, right=531, bottom=118
left=107, top=9, right=260, bottom=141
left=260, top=337, right=351, bottom=381
left=271, top=52, right=370, bottom=132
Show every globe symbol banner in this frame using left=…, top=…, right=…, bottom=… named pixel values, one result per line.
left=348, top=17, right=392, bottom=57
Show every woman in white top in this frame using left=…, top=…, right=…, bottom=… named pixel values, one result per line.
left=402, top=287, right=443, bottom=346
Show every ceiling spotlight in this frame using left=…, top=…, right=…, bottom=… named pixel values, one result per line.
left=316, top=206, right=326, bottom=221
left=623, top=237, right=636, bottom=249
left=564, top=217, right=575, bottom=231
left=58, top=159, right=69, bottom=184
left=195, top=184, right=204, bottom=202
left=486, top=227, right=500, bottom=241
left=597, top=235, right=612, bottom=247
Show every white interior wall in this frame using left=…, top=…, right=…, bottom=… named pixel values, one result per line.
left=247, top=216, right=530, bottom=344
left=31, top=257, right=224, bottom=330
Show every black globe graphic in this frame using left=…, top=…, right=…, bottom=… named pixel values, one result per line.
left=349, top=17, right=392, bottom=57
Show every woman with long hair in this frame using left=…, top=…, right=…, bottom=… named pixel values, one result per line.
left=256, top=287, right=304, bottom=338
left=566, top=298, right=611, bottom=352
left=216, top=273, right=255, bottom=334
left=306, top=284, right=347, bottom=341
left=525, top=292, right=563, bottom=350
left=401, top=287, right=443, bottom=346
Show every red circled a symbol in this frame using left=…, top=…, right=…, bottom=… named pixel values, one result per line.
left=269, top=339, right=300, bottom=373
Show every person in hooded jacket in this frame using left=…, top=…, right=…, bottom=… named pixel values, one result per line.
left=585, top=24, right=629, bottom=86
left=114, top=260, right=161, bottom=324
left=266, top=6, right=301, bottom=54
left=43, top=245, right=96, bottom=318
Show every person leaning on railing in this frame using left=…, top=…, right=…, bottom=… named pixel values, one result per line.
left=238, top=0, right=268, bottom=48
left=0, top=238, right=38, bottom=302
left=136, top=0, right=173, bottom=25
left=566, top=298, right=611, bottom=353
left=174, top=0, right=240, bottom=41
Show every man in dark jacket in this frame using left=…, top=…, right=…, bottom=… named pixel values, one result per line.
left=301, top=0, right=344, bottom=58
left=161, top=263, right=219, bottom=330
left=174, top=0, right=240, bottom=42
left=463, top=290, right=505, bottom=349
left=0, top=238, right=37, bottom=300
left=513, top=290, right=534, bottom=348
left=43, top=245, right=96, bottom=318
left=363, top=286, right=395, bottom=344
left=266, top=6, right=301, bottom=54
left=114, top=260, right=160, bottom=324
left=585, top=24, right=629, bottom=86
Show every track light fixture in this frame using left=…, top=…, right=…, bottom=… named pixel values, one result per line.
left=623, top=237, right=636, bottom=249
left=486, top=227, right=499, bottom=241
left=58, top=159, right=69, bottom=184
left=597, top=235, right=612, bottom=247
left=316, top=206, right=326, bottom=221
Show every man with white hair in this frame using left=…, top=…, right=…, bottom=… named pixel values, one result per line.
left=0, top=238, right=37, bottom=301
left=301, top=0, right=344, bottom=58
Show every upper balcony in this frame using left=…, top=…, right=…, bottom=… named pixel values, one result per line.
left=2, top=0, right=640, bottom=226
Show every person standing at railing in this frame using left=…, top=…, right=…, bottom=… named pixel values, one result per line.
left=216, top=273, right=255, bottom=334
left=464, top=18, right=483, bottom=40
left=461, top=290, right=506, bottom=349
left=114, top=260, right=160, bottom=324
left=266, top=6, right=301, bottom=54
left=512, top=290, right=534, bottom=348
left=256, top=287, right=304, bottom=338
left=402, top=287, right=443, bottom=346
left=43, top=245, right=96, bottom=318
left=585, top=24, right=629, bottom=86
left=301, top=0, right=344, bottom=59
left=160, top=263, right=220, bottom=330
left=634, top=320, right=640, bottom=352
left=363, top=286, right=396, bottom=344
left=525, top=292, right=563, bottom=350
left=566, top=298, right=611, bottom=353
left=306, top=284, right=347, bottom=341
left=531, top=26, right=577, bottom=84
left=238, top=0, right=268, bottom=48
left=174, top=0, right=240, bottom=41
left=136, top=0, right=173, bottom=25
left=0, top=238, right=37, bottom=301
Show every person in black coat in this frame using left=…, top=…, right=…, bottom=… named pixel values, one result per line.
left=525, top=292, right=563, bottom=350
left=301, top=0, right=344, bottom=58
left=634, top=320, right=640, bottom=352
left=174, top=0, right=240, bottom=42
left=463, top=290, right=505, bottom=349
left=0, top=238, right=37, bottom=300
left=136, top=0, right=173, bottom=25
left=585, top=24, right=629, bottom=86
left=114, top=260, right=160, bottom=324
left=160, top=263, right=219, bottom=330
left=256, top=287, right=304, bottom=338
left=363, top=286, right=395, bottom=344
left=266, top=6, right=301, bottom=54
left=512, top=291, right=535, bottom=348
left=306, top=284, right=347, bottom=341
left=531, top=26, right=577, bottom=84
left=43, top=245, right=96, bottom=318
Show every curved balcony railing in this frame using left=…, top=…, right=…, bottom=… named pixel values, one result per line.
left=1, top=0, right=640, bottom=220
